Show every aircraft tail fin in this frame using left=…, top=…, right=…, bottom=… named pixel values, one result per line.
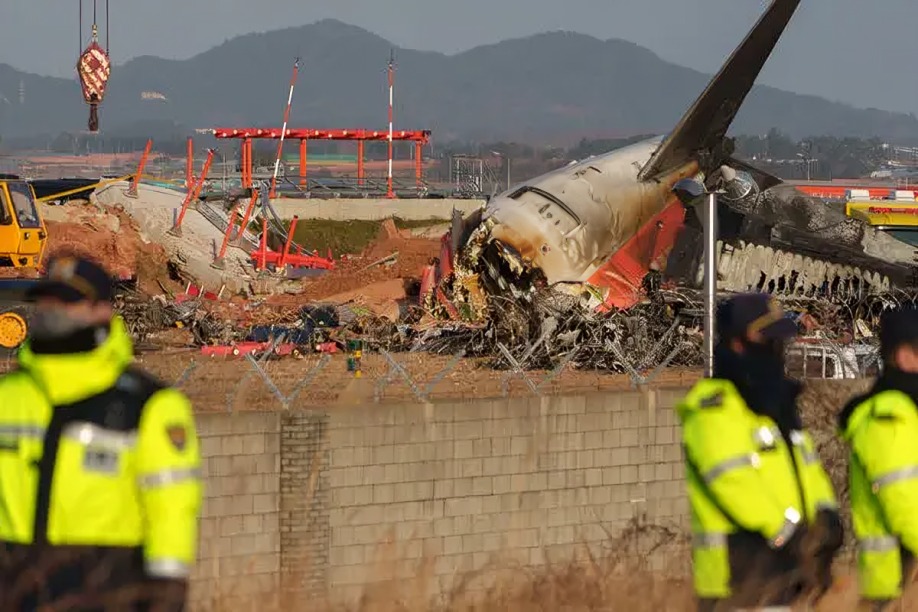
left=637, top=0, right=802, bottom=181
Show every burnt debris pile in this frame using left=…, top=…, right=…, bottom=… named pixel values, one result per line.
left=109, top=278, right=918, bottom=376
left=117, top=290, right=228, bottom=347
left=403, top=290, right=705, bottom=372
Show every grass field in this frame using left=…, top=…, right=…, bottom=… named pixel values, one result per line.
left=287, top=217, right=445, bottom=256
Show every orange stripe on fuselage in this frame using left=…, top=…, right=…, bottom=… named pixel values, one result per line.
left=586, top=198, right=687, bottom=311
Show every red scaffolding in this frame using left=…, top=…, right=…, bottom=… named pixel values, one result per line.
left=211, top=127, right=432, bottom=193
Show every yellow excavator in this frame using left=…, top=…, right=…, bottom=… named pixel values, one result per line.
left=0, top=177, right=47, bottom=350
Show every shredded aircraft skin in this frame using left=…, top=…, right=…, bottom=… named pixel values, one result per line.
left=429, top=175, right=915, bottom=331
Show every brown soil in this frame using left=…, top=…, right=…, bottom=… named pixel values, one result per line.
left=195, top=276, right=408, bottom=333
left=0, top=267, right=39, bottom=279
left=317, top=278, right=409, bottom=319
left=205, top=563, right=917, bottom=611
left=202, top=296, right=306, bottom=329
left=283, top=219, right=440, bottom=302
left=12, top=205, right=185, bottom=296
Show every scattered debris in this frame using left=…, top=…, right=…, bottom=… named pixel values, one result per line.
left=110, top=254, right=918, bottom=377
left=37, top=182, right=914, bottom=379
left=117, top=291, right=227, bottom=347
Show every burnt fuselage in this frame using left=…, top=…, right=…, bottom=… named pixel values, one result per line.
left=462, top=140, right=917, bottom=311
left=479, top=137, right=701, bottom=307
left=440, top=0, right=917, bottom=315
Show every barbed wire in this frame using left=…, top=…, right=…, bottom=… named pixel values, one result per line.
left=3, top=282, right=901, bottom=409
left=131, top=331, right=881, bottom=414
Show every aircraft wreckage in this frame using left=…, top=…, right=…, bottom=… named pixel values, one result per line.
left=424, top=0, right=918, bottom=323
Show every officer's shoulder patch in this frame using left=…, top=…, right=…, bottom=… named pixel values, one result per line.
left=699, top=391, right=724, bottom=409
left=166, top=423, right=187, bottom=451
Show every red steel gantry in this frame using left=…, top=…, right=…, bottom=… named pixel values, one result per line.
left=211, top=127, right=432, bottom=195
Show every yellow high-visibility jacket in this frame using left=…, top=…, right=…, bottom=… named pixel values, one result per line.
left=842, top=388, right=918, bottom=600
left=678, top=378, right=837, bottom=599
left=0, top=316, right=202, bottom=580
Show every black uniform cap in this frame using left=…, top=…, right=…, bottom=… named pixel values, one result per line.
left=716, top=292, right=797, bottom=342
left=26, top=255, right=114, bottom=303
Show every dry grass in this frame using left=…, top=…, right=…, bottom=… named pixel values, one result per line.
left=202, top=517, right=696, bottom=612
left=287, top=217, right=447, bottom=256
left=199, top=540, right=918, bottom=612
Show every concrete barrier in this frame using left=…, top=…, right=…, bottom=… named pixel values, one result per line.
left=268, top=198, right=485, bottom=221
left=190, top=388, right=691, bottom=608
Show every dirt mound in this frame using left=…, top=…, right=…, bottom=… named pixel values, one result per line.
left=46, top=206, right=184, bottom=295
left=287, top=220, right=440, bottom=302
left=46, top=219, right=138, bottom=280
left=0, top=204, right=184, bottom=296
left=0, top=268, right=39, bottom=279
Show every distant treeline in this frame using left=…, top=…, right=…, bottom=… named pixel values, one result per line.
left=4, top=128, right=911, bottom=184
left=434, top=130, right=914, bottom=183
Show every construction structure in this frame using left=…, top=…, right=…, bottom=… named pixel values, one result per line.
left=210, top=128, right=432, bottom=198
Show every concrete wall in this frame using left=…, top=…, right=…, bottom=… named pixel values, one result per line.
left=268, top=197, right=484, bottom=221
left=318, top=390, right=690, bottom=603
left=189, top=388, right=692, bottom=609
left=191, top=413, right=282, bottom=610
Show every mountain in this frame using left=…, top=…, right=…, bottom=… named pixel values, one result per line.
left=2, top=19, right=918, bottom=145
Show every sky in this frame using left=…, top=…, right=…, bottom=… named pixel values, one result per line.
left=2, top=0, right=916, bottom=115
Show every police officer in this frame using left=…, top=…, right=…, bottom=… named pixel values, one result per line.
left=0, top=254, right=202, bottom=611
left=677, top=293, right=842, bottom=611
left=840, top=306, right=918, bottom=610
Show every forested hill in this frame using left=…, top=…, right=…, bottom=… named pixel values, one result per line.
left=2, top=19, right=918, bottom=144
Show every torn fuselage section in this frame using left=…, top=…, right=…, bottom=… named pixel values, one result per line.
left=663, top=170, right=917, bottom=298
left=429, top=157, right=918, bottom=326
left=426, top=215, right=567, bottom=323
left=427, top=138, right=701, bottom=320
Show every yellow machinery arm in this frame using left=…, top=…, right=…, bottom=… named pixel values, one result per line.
left=34, top=173, right=133, bottom=203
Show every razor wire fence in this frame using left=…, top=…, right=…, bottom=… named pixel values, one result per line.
left=106, top=270, right=911, bottom=410
left=129, top=332, right=882, bottom=412
left=0, top=316, right=883, bottom=413
left=138, top=340, right=693, bottom=413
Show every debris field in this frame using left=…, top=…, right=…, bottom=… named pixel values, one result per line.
left=21, top=183, right=916, bottom=388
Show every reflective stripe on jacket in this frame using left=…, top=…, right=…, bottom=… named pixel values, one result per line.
left=677, top=378, right=834, bottom=598
left=0, top=316, right=202, bottom=581
left=842, top=389, right=918, bottom=600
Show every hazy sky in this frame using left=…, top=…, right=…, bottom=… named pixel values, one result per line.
left=2, top=0, right=916, bottom=114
